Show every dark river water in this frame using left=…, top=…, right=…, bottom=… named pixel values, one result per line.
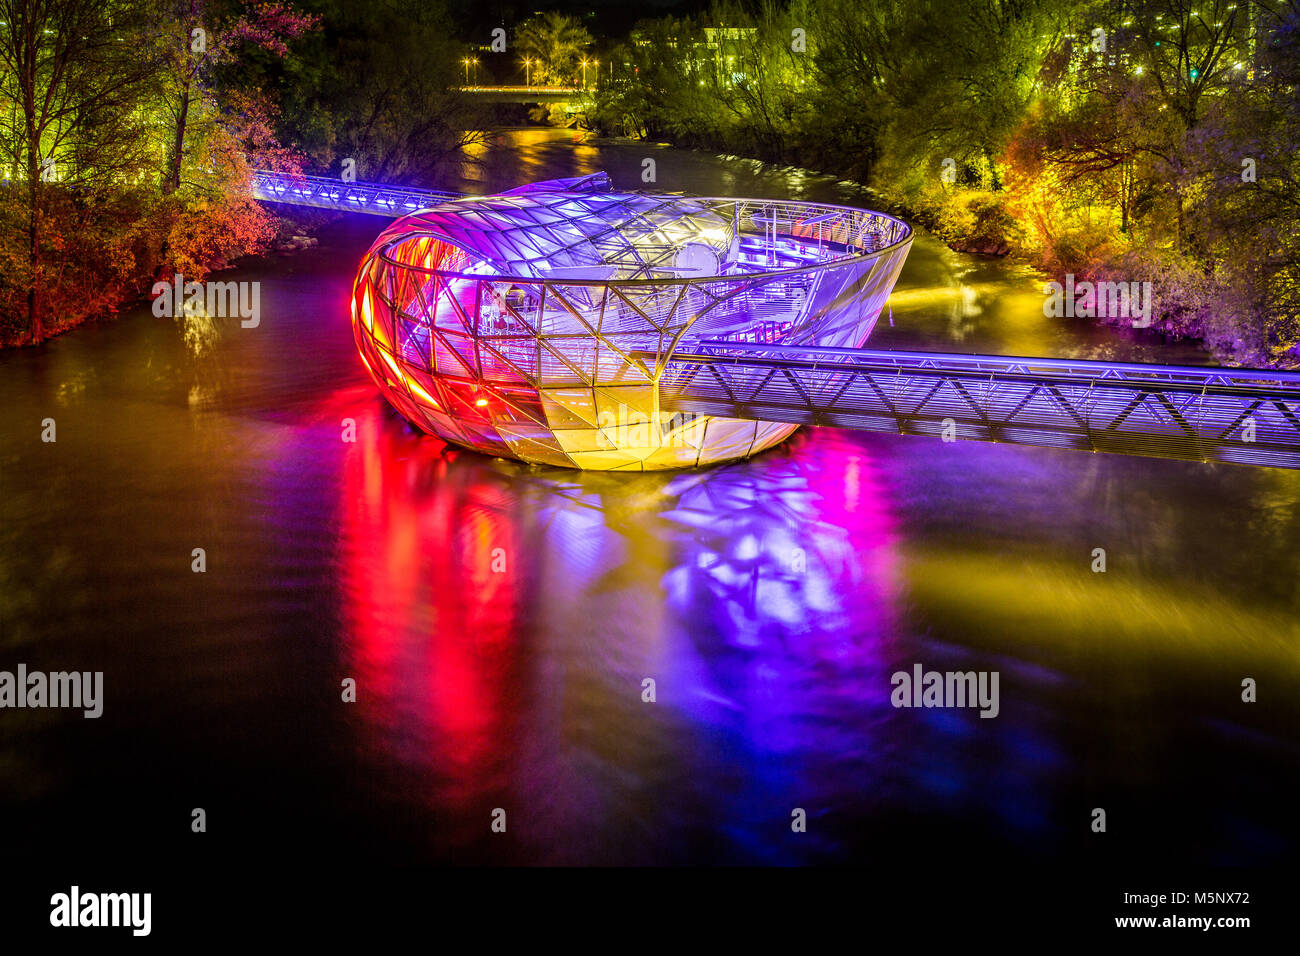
left=2, top=129, right=1297, bottom=873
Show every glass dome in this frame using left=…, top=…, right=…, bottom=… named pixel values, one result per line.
left=351, top=174, right=912, bottom=470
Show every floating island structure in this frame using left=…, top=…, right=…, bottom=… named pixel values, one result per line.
left=351, top=173, right=913, bottom=470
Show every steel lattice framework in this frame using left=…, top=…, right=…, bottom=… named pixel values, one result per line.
left=650, top=343, right=1300, bottom=468
left=348, top=175, right=913, bottom=470
left=252, top=170, right=460, bottom=216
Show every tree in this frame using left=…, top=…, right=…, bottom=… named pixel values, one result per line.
left=159, top=0, right=317, bottom=195
left=593, top=17, right=717, bottom=142
left=0, top=0, right=158, bottom=342
left=811, top=0, right=1069, bottom=190
left=1119, top=0, right=1250, bottom=249
left=702, top=0, right=815, bottom=165
left=1187, top=0, right=1300, bottom=362
left=272, top=0, right=487, bottom=186
left=515, top=11, right=593, bottom=87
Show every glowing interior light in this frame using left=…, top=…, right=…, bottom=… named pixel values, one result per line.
left=360, top=287, right=374, bottom=330
left=406, top=376, right=440, bottom=407
left=378, top=348, right=404, bottom=382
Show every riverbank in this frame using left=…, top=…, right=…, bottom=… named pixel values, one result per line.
left=0, top=203, right=325, bottom=351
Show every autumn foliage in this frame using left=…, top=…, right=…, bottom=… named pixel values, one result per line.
left=0, top=0, right=316, bottom=346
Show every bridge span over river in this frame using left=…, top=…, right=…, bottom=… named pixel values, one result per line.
left=458, top=85, right=593, bottom=105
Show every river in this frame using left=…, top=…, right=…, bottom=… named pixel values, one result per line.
left=1, top=128, right=1296, bottom=868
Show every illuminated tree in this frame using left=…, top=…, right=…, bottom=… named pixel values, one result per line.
left=272, top=0, right=487, bottom=186
left=159, top=0, right=317, bottom=195
left=812, top=0, right=1070, bottom=190
left=0, top=0, right=157, bottom=342
left=515, top=12, right=593, bottom=87
left=594, top=17, right=717, bottom=142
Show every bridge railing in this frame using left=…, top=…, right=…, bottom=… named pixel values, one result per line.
left=458, top=85, right=583, bottom=94
left=651, top=342, right=1300, bottom=469
left=252, top=170, right=460, bottom=217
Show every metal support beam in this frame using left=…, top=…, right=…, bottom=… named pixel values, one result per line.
left=252, top=170, right=459, bottom=217
left=652, top=342, right=1300, bottom=469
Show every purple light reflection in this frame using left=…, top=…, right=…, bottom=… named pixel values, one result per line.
left=333, top=411, right=908, bottom=862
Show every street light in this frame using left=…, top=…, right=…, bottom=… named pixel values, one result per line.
left=523, top=58, right=532, bottom=87
left=462, top=58, right=471, bottom=85
left=580, top=59, right=589, bottom=89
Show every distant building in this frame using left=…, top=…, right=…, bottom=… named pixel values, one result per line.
left=701, top=27, right=756, bottom=52
left=629, top=23, right=759, bottom=83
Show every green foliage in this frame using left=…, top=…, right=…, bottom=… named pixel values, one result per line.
left=1015, top=0, right=1300, bottom=365
left=596, top=0, right=1299, bottom=366
left=271, top=0, right=487, bottom=186
left=593, top=17, right=718, bottom=143
left=593, top=2, right=820, bottom=160
left=1, top=0, right=1296, bottom=367
left=813, top=0, right=1069, bottom=186
left=0, top=0, right=165, bottom=342
left=515, top=11, right=594, bottom=87
left=1039, top=220, right=1123, bottom=277
left=0, top=0, right=315, bottom=344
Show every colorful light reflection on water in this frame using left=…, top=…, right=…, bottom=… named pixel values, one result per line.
left=330, top=391, right=1090, bottom=864
left=322, top=363, right=1300, bottom=865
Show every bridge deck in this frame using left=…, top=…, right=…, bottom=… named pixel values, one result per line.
left=252, top=170, right=459, bottom=217
left=458, top=85, right=592, bottom=104
left=650, top=343, right=1300, bottom=469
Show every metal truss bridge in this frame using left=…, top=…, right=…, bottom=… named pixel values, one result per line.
left=253, top=171, right=1300, bottom=470
left=648, top=343, right=1300, bottom=470
left=252, top=170, right=459, bottom=217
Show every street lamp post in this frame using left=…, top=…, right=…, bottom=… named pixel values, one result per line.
left=580, top=59, right=589, bottom=89
left=462, top=58, right=470, bottom=85
left=524, top=58, right=532, bottom=87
